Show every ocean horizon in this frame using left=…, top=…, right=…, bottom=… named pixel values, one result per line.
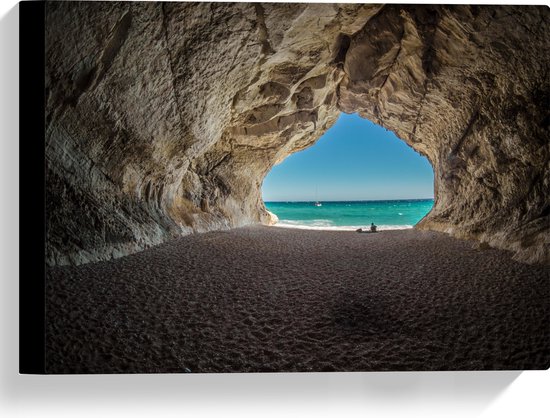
left=264, top=198, right=434, bottom=231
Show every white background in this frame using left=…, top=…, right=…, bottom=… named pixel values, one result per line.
left=1, top=1, right=548, bottom=417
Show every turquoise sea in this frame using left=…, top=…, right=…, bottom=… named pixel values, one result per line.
left=264, top=199, right=434, bottom=231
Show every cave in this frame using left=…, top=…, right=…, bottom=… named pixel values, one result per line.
left=39, top=2, right=550, bottom=373
left=45, top=2, right=549, bottom=266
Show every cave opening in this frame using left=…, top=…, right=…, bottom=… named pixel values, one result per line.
left=261, top=112, right=435, bottom=231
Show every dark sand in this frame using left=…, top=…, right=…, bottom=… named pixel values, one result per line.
left=46, top=226, right=550, bottom=373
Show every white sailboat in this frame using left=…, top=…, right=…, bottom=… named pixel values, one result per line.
left=314, top=186, right=322, bottom=207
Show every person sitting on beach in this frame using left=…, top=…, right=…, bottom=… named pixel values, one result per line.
left=370, top=222, right=377, bottom=232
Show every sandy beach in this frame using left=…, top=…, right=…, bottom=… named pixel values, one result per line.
left=46, top=226, right=549, bottom=373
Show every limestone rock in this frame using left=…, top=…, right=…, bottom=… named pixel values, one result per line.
left=45, top=3, right=550, bottom=265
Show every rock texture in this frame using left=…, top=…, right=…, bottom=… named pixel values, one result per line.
left=45, top=3, right=550, bottom=265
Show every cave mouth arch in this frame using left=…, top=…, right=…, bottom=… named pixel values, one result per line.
left=261, top=112, right=435, bottom=230
left=45, top=3, right=549, bottom=266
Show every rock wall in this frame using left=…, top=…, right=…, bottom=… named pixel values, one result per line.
left=45, top=2, right=550, bottom=265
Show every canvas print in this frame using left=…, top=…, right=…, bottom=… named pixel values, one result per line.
left=35, top=1, right=550, bottom=373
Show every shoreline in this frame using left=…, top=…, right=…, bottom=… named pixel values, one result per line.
left=272, top=222, right=414, bottom=231
left=264, top=199, right=433, bottom=233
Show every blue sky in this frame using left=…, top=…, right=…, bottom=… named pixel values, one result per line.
left=261, top=113, right=434, bottom=202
